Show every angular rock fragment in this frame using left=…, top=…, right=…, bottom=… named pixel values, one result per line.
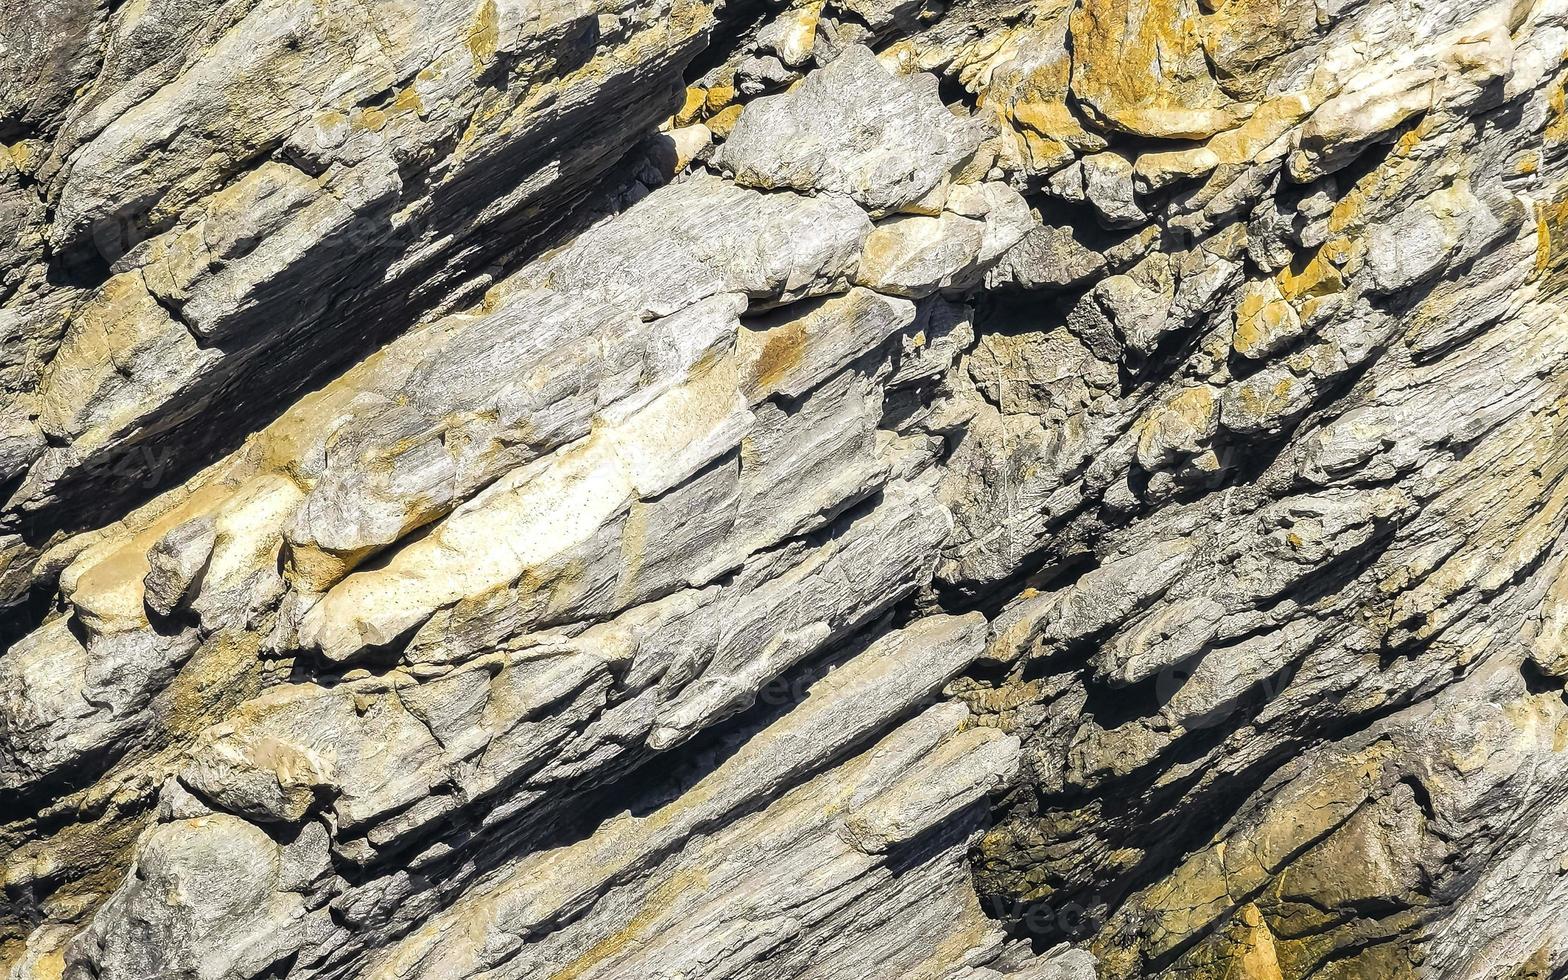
left=718, top=44, right=983, bottom=216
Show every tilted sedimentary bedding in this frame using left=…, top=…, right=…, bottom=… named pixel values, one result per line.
left=2, top=0, right=1568, bottom=977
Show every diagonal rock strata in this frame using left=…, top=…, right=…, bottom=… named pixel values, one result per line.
left=2, top=0, right=1568, bottom=977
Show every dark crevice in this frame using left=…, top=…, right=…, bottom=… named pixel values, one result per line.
left=1519, top=658, right=1568, bottom=704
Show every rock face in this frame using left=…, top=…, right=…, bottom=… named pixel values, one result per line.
left=2, top=0, right=1567, bottom=977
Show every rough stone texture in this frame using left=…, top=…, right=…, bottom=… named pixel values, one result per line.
left=2, top=1, right=1568, bottom=978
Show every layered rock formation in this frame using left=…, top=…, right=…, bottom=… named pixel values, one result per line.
left=3, top=0, right=1568, bottom=977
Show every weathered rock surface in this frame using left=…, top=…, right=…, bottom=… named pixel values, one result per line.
left=3, top=0, right=1568, bottom=978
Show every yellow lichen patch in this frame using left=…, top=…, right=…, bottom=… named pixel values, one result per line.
left=1535, top=200, right=1557, bottom=279
left=955, top=677, right=1049, bottom=716
left=1232, top=280, right=1302, bottom=359
left=1531, top=185, right=1568, bottom=289
left=706, top=103, right=744, bottom=138
left=1137, top=384, right=1219, bottom=466
left=1545, top=71, right=1568, bottom=146
left=1315, top=236, right=1355, bottom=270
left=468, top=0, right=501, bottom=70
left=354, top=105, right=388, bottom=132
left=1276, top=246, right=1344, bottom=303
left=284, top=537, right=376, bottom=595
left=977, top=23, right=1105, bottom=175
left=1103, top=745, right=1399, bottom=975
left=747, top=318, right=807, bottom=395
left=1068, top=0, right=1248, bottom=139
left=1508, top=943, right=1556, bottom=980
left=393, top=85, right=426, bottom=117
left=674, top=85, right=707, bottom=126
left=1322, top=126, right=1430, bottom=241
left=1163, top=385, right=1220, bottom=429
left=772, top=3, right=822, bottom=66
left=704, top=83, right=736, bottom=114
left=1230, top=904, right=1287, bottom=979
left=1136, top=92, right=1314, bottom=189
left=29, top=947, right=64, bottom=980
left=4, top=139, right=33, bottom=173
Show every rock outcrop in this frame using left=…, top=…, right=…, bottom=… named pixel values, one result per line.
left=2, top=0, right=1568, bottom=977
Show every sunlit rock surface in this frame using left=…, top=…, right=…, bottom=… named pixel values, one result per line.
left=3, top=0, right=1568, bottom=977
